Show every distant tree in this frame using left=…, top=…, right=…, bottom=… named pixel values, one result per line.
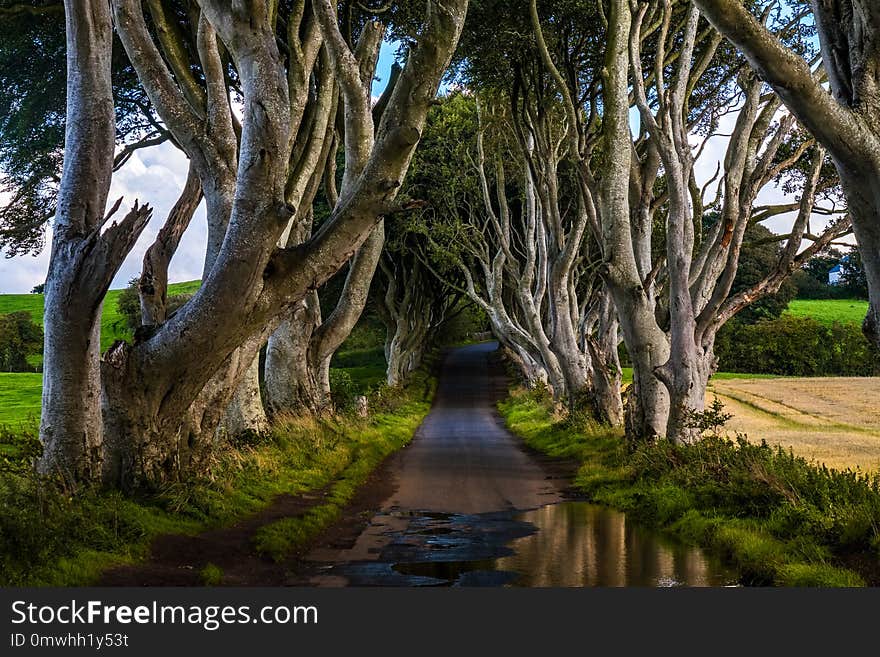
left=30, top=283, right=44, bottom=294
left=116, top=277, right=193, bottom=334
left=840, top=246, right=868, bottom=300
left=0, top=311, right=42, bottom=372
left=732, top=224, right=798, bottom=323
left=794, top=249, right=848, bottom=299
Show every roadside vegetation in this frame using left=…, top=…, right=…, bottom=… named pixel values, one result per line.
left=0, top=362, right=436, bottom=586
left=500, top=387, right=879, bottom=587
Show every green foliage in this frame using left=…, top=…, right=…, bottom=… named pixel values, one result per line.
left=199, top=563, right=223, bottom=586
left=328, top=369, right=358, bottom=412
left=730, top=223, right=798, bottom=323
left=0, top=425, right=41, bottom=473
left=115, top=277, right=196, bottom=332
left=0, top=311, right=42, bottom=371
left=0, top=3, right=156, bottom=256
left=683, top=398, right=733, bottom=437
left=838, top=247, right=868, bottom=299
left=715, top=314, right=879, bottom=376
left=500, top=388, right=878, bottom=586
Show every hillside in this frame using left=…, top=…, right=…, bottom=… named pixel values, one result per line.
left=784, top=299, right=868, bottom=325
left=0, top=280, right=201, bottom=353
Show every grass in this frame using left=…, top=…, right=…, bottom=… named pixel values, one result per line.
left=0, top=373, right=41, bottom=430
left=0, top=370, right=435, bottom=586
left=785, top=299, right=868, bottom=325
left=621, top=367, right=779, bottom=385
left=499, top=387, right=880, bottom=587
left=0, top=280, right=201, bottom=356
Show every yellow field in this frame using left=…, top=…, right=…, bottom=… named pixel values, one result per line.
left=709, top=377, right=880, bottom=473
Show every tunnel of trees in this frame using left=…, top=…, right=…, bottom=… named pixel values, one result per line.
left=0, top=0, right=873, bottom=492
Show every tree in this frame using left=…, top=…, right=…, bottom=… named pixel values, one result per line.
left=839, top=245, right=868, bottom=299
left=729, top=223, right=798, bottom=324
left=524, top=0, right=847, bottom=441
left=692, top=0, right=880, bottom=348
left=40, top=0, right=470, bottom=490
left=0, top=311, right=42, bottom=372
left=0, top=0, right=168, bottom=257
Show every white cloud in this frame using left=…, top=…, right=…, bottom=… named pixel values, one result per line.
left=0, top=141, right=206, bottom=293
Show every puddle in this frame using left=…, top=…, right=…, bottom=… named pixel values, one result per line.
left=314, top=502, right=738, bottom=587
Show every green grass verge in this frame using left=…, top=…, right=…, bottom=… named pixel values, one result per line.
left=785, top=299, right=868, bottom=326
left=0, top=372, right=434, bottom=586
left=499, top=387, right=879, bottom=587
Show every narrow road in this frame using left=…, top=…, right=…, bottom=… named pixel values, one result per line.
left=387, top=341, right=563, bottom=514
left=304, top=342, right=565, bottom=584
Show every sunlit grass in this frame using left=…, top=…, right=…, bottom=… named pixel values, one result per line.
left=785, top=299, right=868, bottom=325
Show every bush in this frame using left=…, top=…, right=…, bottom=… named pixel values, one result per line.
left=715, top=315, right=880, bottom=376
left=0, top=312, right=42, bottom=372
left=116, top=277, right=194, bottom=332
left=329, top=369, right=358, bottom=412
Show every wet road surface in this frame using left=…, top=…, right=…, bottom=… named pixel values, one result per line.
left=306, top=342, right=736, bottom=586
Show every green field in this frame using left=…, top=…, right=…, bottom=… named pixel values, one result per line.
left=1, top=280, right=202, bottom=354
left=0, top=373, right=41, bottom=430
left=784, top=299, right=868, bottom=325
left=0, top=280, right=392, bottom=428
left=0, top=281, right=201, bottom=428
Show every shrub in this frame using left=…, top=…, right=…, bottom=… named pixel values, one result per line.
left=329, top=369, right=358, bottom=412
left=116, top=277, right=194, bottom=331
left=714, top=315, right=880, bottom=376
left=0, top=311, right=42, bottom=372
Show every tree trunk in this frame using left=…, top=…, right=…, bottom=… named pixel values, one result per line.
left=139, top=163, right=202, bottom=326
left=587, top=294, right=624, bottom=426
left=385, top=313, right=430, bottom=387
left=39, top=0, right=150, bottom=485
left=838, top=169, right=880, bottom=347
left=264, top=292, right=328, bottom=415
left=221, top=348, right=268, bottom=436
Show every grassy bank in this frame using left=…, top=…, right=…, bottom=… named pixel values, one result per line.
left=499, top=387, right=880, bottom=587
left=0, top=372, right=435, bottom=586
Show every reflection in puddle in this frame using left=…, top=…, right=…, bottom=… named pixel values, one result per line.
left=315, top=502, right=737, bottom=587
left=499, top=503, right=734, bottom=586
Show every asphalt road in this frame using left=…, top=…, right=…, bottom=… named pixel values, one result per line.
left=385, top=341, right=563, bottom=514
left=305, top=342, right=563, bottom=581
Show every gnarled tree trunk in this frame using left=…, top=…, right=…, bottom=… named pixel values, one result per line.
left=39, top=0, right=151, bottom=485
